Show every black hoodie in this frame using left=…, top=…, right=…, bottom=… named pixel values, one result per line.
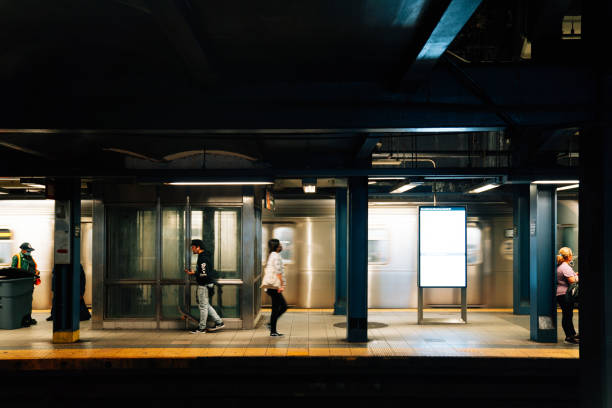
left=194, top=251, right=214, bottom=286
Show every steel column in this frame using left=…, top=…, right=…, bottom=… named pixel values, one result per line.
left=347, top=177, right=368, bottom=342
left=52, top=178, right=81, bottom=343
left=241, top=187, right=256, bottom=329
left=529, top=184, right=557, bottom=342
left=334, top=187, right=348, bottom=315
left=513, top=185, right=530, bottom=315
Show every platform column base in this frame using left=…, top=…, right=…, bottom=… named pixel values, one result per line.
left=53, top=330, right=80, bottom=344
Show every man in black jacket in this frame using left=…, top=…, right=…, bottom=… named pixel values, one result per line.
left=185, top=239, right=225, bottom=333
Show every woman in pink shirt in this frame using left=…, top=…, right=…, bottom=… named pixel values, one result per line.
left=556, top=247, right=579, bottom=344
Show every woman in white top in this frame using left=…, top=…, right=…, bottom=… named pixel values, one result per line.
left=261, top=238, right=287, bottom=336
left=556, top=247, right=579, bottom=344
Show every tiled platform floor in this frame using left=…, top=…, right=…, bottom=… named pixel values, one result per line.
left=0, top=309, right=579, bottom=360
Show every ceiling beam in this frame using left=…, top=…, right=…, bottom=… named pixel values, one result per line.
left=441, top=53, right=517, bottom=129
left=0, top=141, right=54, bottom=159
left=400, top=0, right=482, bottom=91
left=146, top=0, right=215, bottom=88
left=355, top=136, right=381, bottom=161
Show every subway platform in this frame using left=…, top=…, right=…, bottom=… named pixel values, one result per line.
left=0, top=309, right=580, bottom=407
left=0, top=309, right=578, bottom=364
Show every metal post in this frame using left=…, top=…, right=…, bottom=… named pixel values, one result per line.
left=52, top=178, right=81, bottom=343
left=529, top=184, right=557, bottom=342
left=461, top=287, right=467, bottom=323
left=155, top=196, right=161, bottom=329
left=513, top=185, right=530, bottom=315
left=241, top=187, right=256, bottom=329
left=347, top=177, right=368, bottom=342
left=334, top=187, right=348, bottom=315
left=417, top=287, right=423, bottom=324
left=184, top=195, right=191, bottom=328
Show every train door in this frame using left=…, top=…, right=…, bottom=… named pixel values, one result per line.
left=466, top=221, right=484, bottom=306
left=261, top=222, right=297, bottom=306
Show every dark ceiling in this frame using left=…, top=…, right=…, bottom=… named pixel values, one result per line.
left=0, top=0, right=588, bottom=181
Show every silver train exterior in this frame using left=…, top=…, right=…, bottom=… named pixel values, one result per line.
left=263, top=199, right=522, bottom=309
left=0, top=198, right=577, bottom=311
left=0, top=200, right=93, bottom=310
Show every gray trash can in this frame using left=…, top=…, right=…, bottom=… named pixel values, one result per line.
left=0, top=276, right=34, bottom=329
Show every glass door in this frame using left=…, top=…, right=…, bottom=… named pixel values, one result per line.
left=105, top=199, right=243, bottom=324
left=189, top=207, right=242, bottom=319
left=160, top=206, right=187, bottom=320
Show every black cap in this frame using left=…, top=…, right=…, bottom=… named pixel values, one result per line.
left=19, top=242, right=34, bottom=251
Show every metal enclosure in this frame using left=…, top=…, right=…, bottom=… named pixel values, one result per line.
left=90, top=184, right=262, bottom=329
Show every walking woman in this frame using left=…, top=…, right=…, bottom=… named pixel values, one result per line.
left=556, top=247, right=579, bottom=344
left=261, top=238, right=287, bottom=337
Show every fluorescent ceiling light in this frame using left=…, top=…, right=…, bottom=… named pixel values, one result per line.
left=468, top=183, right=500, bottom=194
left=167, top=181, right=273, bottom=186
left=368, top=177, right=406, bottom=181
left=390, top=181, right=423, bottom=194
left=0, top=191, right=7, bottom=195
left=372, top=159, right=402, bottom=166
left=532, top=180, right=579, bottom=184
left=556, top=184, right=579, bottom=191
left=24, top=183, right=45, bottom=189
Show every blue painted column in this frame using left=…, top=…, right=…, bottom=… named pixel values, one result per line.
left=529, top=184, right=557, bottom=343
left=347, top=177, right=368, bottom=342
left=513, top=185, right=530, bottom=315
left=334, top=187, right=348, bottom=315
left=52, top=178, right=81, bottom=343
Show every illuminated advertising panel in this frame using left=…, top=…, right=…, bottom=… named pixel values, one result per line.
left=418, top=206, right=467, bottom=288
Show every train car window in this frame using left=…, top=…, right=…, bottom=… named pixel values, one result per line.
left=0, top=228, right=13, bottom=265
left=272, top=226, right=294, bottom=262
left=467, top=225, right=483, bottom=265
left=368, top=228, right=390, bottom=264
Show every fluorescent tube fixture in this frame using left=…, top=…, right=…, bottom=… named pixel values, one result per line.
left=467, top=178, right=503, bottom=194
left=532, top=180, right=579, bottom=184
left=556, top=184, right=579, bottom=191
left=167, top=181, right=273, bottom=186
left=468, top=183, right=500, bottom=194
left=23, top=183, right=46, bottom=189
left=390, top=181, right=423, bottom=194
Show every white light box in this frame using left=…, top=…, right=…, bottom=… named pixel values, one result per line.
left=418, top=206, right=467, bottom=288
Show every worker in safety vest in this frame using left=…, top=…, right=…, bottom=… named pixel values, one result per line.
left=11, top=242, right=40, bottom=326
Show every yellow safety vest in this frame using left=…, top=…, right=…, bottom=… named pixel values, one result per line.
left=13, top=253, right=37, bottom=272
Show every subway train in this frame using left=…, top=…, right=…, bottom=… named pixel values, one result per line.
left=0, top=200, right=93, bottom=310
left=0, top=198, right=577, bottom=311
left=263, top=199, right=578, bottom=309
